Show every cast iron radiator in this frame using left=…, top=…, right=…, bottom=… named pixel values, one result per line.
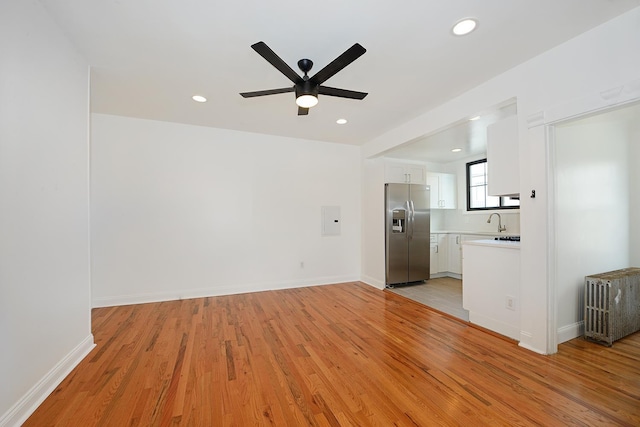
left=584, top=267, right=640, bottom=346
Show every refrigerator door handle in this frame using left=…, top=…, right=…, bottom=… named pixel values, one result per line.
left=409, top=199, right=415, bottom=239
left=405, top=200, right=411, bottom=239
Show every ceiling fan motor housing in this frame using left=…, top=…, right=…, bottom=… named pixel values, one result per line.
left=296, top=80, right=318, bottom=98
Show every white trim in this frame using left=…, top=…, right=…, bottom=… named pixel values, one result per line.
left=87, top=65, right=93, bottom=311
left=546, top=124, right=558, bottom=354
left=557, top=321, right=584, bottom=344
left=92, top=276, right=360, bottom=307
left=526, top=111, right=546, bottom=128
left=539, top=77, right=640, bottom=355
left=519, top=341, right=547, bottom=355
left=468, top=312, right=520, bottom=341
left=519, top=330, right=534, bottom=344
left=0, top=335, right=95, bottom=427
left=543, top=78, right=640, bottom=125
left=360, top=274, right=385, bottom=290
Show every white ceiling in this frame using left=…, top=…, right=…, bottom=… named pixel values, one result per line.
left=40, top=0, right=640, bottom=148
left=384, top=100, right=517, bottom=163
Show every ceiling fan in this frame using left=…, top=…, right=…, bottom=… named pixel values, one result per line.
left=240, top=41, right=368, bottom=115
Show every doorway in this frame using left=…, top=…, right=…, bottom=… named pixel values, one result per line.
left=552, top=101, right=640, bottom=344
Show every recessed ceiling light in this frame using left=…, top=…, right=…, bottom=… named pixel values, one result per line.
left=192, top=95, right=207, bottom=103
left=452, top=18, right=477, bottom=36
left=336, top=118, right=348, bottom=125
left=469, top=115, right=480, bottom=121
left=452, top=148, right=462, bottom=153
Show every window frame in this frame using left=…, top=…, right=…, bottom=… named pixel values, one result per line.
left=466, top=158, right=520, bottom=211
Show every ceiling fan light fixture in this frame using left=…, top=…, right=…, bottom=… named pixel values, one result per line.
left=296, top=94, right=318, bottom=108
left=452, top=18, right=477, bottom=36
left=241, top=42, right=367, bottom=115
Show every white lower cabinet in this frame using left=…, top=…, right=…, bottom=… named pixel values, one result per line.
left=431, top=233, right=505, bottom=278
left=460, top=235, right=491, bottom=275
left=430, top=234, right=449, bottom=277
left=447, top=234, right=461, bottom=275
left=437, top=234, right=448, bottom=273
left=430, top=237, right=439, bottom=275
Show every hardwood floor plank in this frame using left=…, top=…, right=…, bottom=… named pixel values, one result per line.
left=24, top=282, right=640, bottom=426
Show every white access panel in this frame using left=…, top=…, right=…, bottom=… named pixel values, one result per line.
left=321, top=206, right=341, bottom=236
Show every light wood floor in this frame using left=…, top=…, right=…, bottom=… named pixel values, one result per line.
left=25, top=282, right=640, bottom=426
left=388, top=277, right=469, bottom=321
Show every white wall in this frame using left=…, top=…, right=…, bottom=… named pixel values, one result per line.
left=90, top=114, right=361, bottom=306
left=0, top=1, right=93, bottom=425
left=360, top=158, right=386, bottom=288
left=361, top=7, right=640, bottom=354
left=554, top=104, right=638, bottom=342
left=631, top=108, right=640, bottom=266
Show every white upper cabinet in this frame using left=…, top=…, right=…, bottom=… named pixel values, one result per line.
left=426, top=172, right=456, bottom=209
left=487, top=115, right=519, bottom=197
left=384, top=161, right=426, bottom=185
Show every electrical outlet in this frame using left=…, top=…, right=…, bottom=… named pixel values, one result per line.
left=505, top=296, right=516, bottom=311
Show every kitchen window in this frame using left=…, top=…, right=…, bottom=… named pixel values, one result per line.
left=466, top=159, right=519, bottom=211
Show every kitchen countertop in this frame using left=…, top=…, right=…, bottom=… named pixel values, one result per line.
left=431, top=230, right=520, bottom=238
left=462, top=239, right=521, bottom=249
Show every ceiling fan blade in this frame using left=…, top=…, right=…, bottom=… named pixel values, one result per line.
left=318, top=86, right=368, bottom=100
left=298, top=106, right=309, bottom=116
left=240, top=87, right=294, bottom=98
left=310, top=43, right=366, bottom=85
left=251, top=41, right=302, bottom=84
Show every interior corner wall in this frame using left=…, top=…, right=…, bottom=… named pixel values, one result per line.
left=0, top=1, right=93, bottom=425
left=90, top=114, right=361, bottom=306
left=360, top=157, right=385, bottom=289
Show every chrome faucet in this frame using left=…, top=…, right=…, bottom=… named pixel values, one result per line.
left=487, top=213, right=506, bottom=232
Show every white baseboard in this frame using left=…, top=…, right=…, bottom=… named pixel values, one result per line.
left=517, top=330, right=548, bottom=355
left=468, top=312, right=520, bottom=341
left=518, top=341, right=548, bottom=355
left=430, top=272, right=461, bottom=280
left=557, top=321, right=583, bottom=344
left=0, top=334, right=95, bottom=427
left=360, top=275, right=385, bottom=290
left=361, top=274, right=458, bottom=290
left=92, top=275, right=360, bottom=307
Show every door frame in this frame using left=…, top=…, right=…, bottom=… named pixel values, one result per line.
left=526, top=78, right=640, bottom=354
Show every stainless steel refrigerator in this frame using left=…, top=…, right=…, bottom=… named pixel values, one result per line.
left=385, top=183, right=430, bottom=287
